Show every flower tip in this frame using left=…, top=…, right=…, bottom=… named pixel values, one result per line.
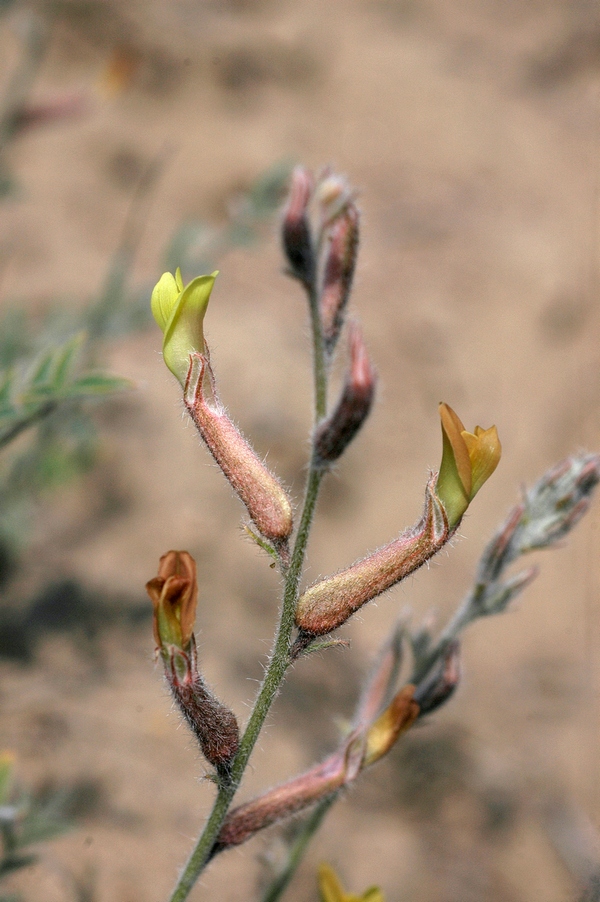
left=151, top=269, right=219, bottom=386
left=436, top=403, right=501, bottom=527
left=146, top=550, right=198, bottom=651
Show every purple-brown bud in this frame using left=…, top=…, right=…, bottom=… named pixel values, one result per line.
left=295, top=477, right=449, bottom=637
left=314, top=323, right=376, bottom=466
left=281, top=166, right=315, bottom=286
left=319, top=203, right=360, bottom=351
left=414, top=640, right=461, bottom=716
left=164, top=644, right=240, bottom=772
left=184, top=351, right=293, bottom=548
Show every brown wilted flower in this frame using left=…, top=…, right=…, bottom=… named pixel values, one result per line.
left=146, top=550, right=197, bottom=651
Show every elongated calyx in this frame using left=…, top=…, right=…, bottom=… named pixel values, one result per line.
left=151, top=268, right=218, bottom=386
left=320, top=203, right=360, bottom=352
left=314, top=323, right=376, bottom=466
left=185, top=352, right=293, bottom=546
left=436, top=402, right=501, bottom=528
left=295, top=477, right=448, bottom=637
left=216, top=685, right=418, bottom=850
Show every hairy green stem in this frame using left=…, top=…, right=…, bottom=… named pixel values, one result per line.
left=167, top=276, right=329, bottom=902
left=259, top=796, right=336, bottom=902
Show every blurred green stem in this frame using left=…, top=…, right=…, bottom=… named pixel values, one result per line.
left=260, top=796, right=336, bottom=902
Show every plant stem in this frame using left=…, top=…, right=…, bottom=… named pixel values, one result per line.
left=308, top=285, right=327, bottom=421
left=0, top=402, right=57, bottom=450
left=410, top=584, right=483, bottom=685
left=259, top=796, right=336, bottom=902
left=168, top=464, right=325, bottom=902
left=167, top=277, right=329, bottom=902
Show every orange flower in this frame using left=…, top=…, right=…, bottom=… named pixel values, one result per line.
left=436, top=403, right=501, bottom=528
left=146, top=551, right=197, bottom=651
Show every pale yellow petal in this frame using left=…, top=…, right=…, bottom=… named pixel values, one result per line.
left=162, top=272, right=218, bottom=386
left=151, top=272, right=180, bottom=331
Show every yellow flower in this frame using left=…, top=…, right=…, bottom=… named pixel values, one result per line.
left=436, top=402, right=501, bottom=528
left=318, top=864, right=384, bottom=902
left=151, top=268, right=218, bottom=386
left=363, top=685, right=419, bottom=767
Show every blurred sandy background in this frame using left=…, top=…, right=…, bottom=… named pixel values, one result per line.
left=1, top=0, right=600, bottom=899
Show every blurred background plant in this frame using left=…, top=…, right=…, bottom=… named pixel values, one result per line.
left=0, top=0, right=599, bottom=899
left=0, top=752, right=71, bottom=902
left=0, top=0, right=291, bottom=649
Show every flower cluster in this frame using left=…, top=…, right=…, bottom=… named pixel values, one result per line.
left=141, top=165, right=600, bottom=902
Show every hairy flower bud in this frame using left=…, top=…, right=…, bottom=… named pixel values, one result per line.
left=146, top=552, right=239, bottom=773
left=320, top=203, right=360, bottom=351
left=282, top=166, right=315, bottom=286
left=165, top=645, right=239, bottom=773
left=184, top=352, right=293, bottom=547
left=314, top=171, right=356, bottom=226
left=314, top=323, right=376, bottom=466
left=352, top=623, right=404, bottom=730
left=295, top=477, right=449, bottom=637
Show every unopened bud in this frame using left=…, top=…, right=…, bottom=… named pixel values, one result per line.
left=314, top=323, right=376, bottom=466
left=281, top=166, right=315, bottom=286
left=10, top=92, right=88, bottom=135
left=319, top=204, right=360, bottom=351
left=414, top=640, right=461, bottom=716
left=517, top=453, right=600, bottom=552
left=295, top=477, right=449, bottom=637
left=314, top=171, right=356, bottom=226
left=184, top=352, right=293, bottom=547
left=477, top=502, right=525, bottom=583
left=165, top=644, right=239, bottom=773
left=353, top=622, right=404, bottom=730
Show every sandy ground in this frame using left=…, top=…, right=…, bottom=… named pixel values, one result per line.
left=2, top=0, right=600, bottom=900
